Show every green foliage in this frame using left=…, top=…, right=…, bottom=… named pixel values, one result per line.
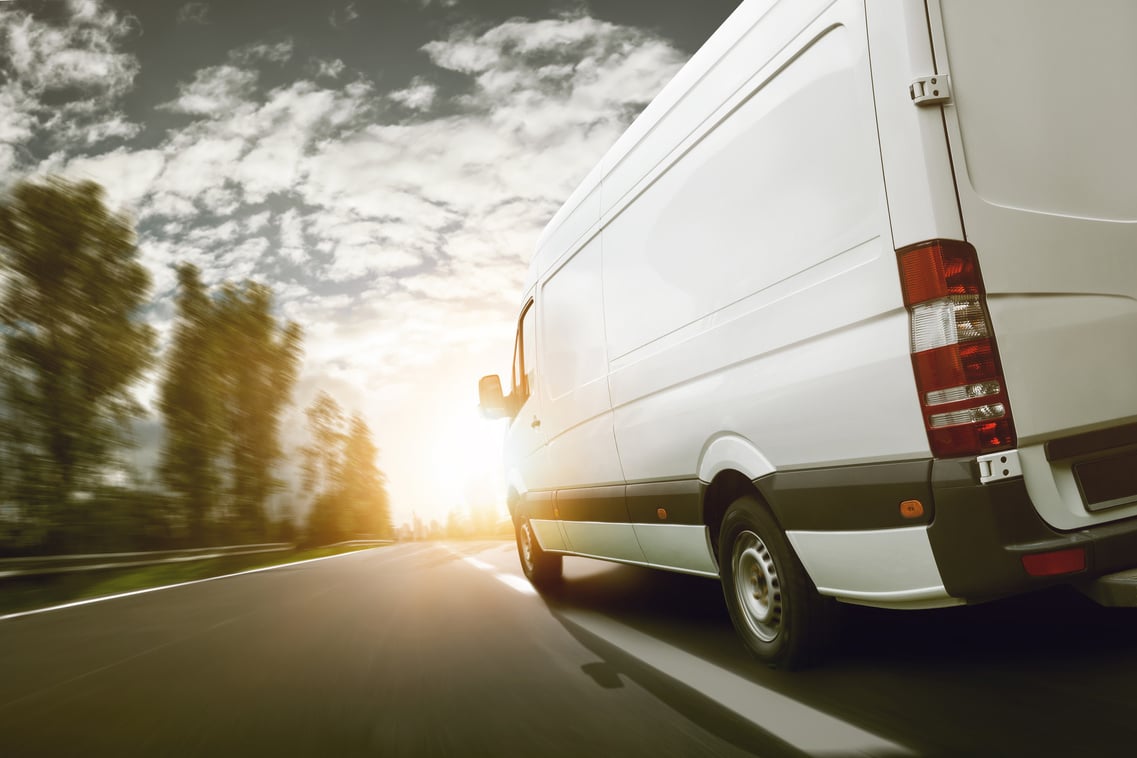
left=158, top=264, right=224, bottom=544
left=302, top=392, right=391, bottom=545
left=216, top=281, right=302, bottom=540
left=0, top=177, right=156, bottom=538
left=342, top=415, right=392, bottom=537
left=300, top=390, right=348, bottom=500
left=159, top=268, right=303, bottom=545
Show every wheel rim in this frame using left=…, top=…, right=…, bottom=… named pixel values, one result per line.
left=520, top=522, right=535, bottom=571
left=732, top=529, right=782, bottom=643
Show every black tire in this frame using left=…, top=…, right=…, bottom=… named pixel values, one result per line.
left=718, top=495, right=839, bottom=669
left=516, top=517, right=562, bottom=590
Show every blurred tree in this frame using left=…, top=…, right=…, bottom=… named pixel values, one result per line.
left=301, top=394, right=391, bottom=545
left=300, top=391, right=348, bottom=499
left=215, top=281, right=302, bottom=542
left=158, top=264, right=224, bottom=545
left=0, top=178, right=155, bottom=544
left=158, top=269, right=301, bottom=546
left=341, top=414, right=392, bottom=539
left=301, top=391, right=349, bottom=545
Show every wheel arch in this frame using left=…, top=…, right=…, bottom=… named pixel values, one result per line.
left=703, top=469, right=766, bottom=565
left=697, top=434, right=780, bottom=562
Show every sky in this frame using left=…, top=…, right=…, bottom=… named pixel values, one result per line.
left=0, top=0, right=742, bottom=528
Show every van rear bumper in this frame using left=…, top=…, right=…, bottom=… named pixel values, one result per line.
left=758, top=456, right=1137, bottom=605
left=928, top=458, right=1137, bottom=602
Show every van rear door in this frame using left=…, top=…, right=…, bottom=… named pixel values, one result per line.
left=929, top=1, right=1137, bottom=530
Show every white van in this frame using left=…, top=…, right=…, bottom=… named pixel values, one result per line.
left=478, top=0, right=1137, bottom=668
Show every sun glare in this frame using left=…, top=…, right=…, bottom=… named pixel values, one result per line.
left=429, top=410, right=507, bottom=515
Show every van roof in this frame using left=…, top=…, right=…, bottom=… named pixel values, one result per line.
left=526, top=0, right=767, bottom=289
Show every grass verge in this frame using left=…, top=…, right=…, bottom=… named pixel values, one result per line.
left=0, top=544, right=382, bottom=617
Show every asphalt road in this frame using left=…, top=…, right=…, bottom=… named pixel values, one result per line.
left=3, top=541, right=1137, bottom=757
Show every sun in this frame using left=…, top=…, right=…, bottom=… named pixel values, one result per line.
left=429, top=408, right=507, bottom=515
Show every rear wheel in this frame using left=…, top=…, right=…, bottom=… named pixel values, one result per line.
left=516, top=518, right=562, bottom=590
left=718, top=495, right=838, bottom=669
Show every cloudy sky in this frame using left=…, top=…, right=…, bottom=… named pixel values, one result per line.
left=0, top=0, right=741, bottom=527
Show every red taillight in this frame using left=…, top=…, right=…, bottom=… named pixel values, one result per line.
left=897, top=240, right=1016, bottom=458
left=1022, top=547, right=1086, bottom=577
left=898, top=240, right=982, bottom=305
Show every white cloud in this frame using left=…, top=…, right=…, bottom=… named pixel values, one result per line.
left=136, top=236, right=184, bottom=296
left=0, top=145, right=19, bottom=179
left=245, top=210, right=271, bottom=233
left=389, top=77, right=437, bottom=110
left=158, top=65, right=258, bottom=117
left=187, top=219, right=241, bottom=247
left=326, top=242, right=423, bottom=281
left=176, top=3, right=209, bottom=25
left=278, top=208, right=307, bottom=263
left=314, top=58, right=346, bottom=79
left=423, top=37, right=499, bottom=74
left=144, top=192, right=196, bottom=220
left=203, top=191, right=242, bottom=218
left=329, top=3, right=359, bottom=28
left=0, top=81, right=37, bottom=144
left=49, top=111, right=142, bottom=147
left=59, top=148, right=165, bottom=214
left=152, top=134, right=245, bottom=203
left=231, top=40, right=294, bottom=66
left=4, top=1, right=138, bottom=97
left=220, top=236, right=270, bottom=280
left=0, top=0, right=141, bottom=171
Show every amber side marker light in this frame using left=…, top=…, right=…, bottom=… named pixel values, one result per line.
left=1022, top=547, right=1086, bottom=577
left=657, top=508, right=668, bottom=520
left=899, top=500, right=924, bottom=519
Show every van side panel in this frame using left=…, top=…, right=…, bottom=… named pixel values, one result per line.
left=602, top=6, right=923, bottom=485
left=539, top=238, right=643, bottom=559
left=539, top=238, right=622, bottom=490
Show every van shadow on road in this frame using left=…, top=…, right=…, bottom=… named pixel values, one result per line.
left=539, top=559, right=1137, bottom=669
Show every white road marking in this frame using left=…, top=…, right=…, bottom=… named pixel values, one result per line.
left=463, top=557, right=495, bottom=572
left=443, top=545, right=538, bottom=596
left=560, top=609, right=913, bottom=757
left=494, top=574, right=538, bottom=596
left=0, top=547, right=394, bottom=623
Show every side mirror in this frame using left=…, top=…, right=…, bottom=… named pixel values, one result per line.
left=478, top=375, right=510, bottom=419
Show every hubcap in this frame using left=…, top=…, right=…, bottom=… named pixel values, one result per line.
left=520, top=522, right=534, bottom=569
left=732, top=530, right=783, bottom=642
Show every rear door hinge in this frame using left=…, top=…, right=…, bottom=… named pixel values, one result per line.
left=977, top=450, right=1022, bottom=484
left=909, top=74, right=951, bottom=106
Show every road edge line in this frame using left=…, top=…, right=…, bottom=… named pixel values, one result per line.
left=0, top=547, right=383, bottom=622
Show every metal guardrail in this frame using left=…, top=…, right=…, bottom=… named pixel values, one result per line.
left=0, top=543, right=294, bottom=579
left=322, top=539, right=394, bottom=548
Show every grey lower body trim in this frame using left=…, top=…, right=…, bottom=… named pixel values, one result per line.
left=533, top=519, right=719, bottom=578
left=631, top=523, right=718, bottom=575
left=561, top=521, right=646, bottom=563
left=529, top=519, right=568, bottom=552
left=543, top=549, right=720, bottom=580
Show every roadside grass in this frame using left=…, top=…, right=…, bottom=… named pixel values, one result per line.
left=0, top=544, right=382, bottom=617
